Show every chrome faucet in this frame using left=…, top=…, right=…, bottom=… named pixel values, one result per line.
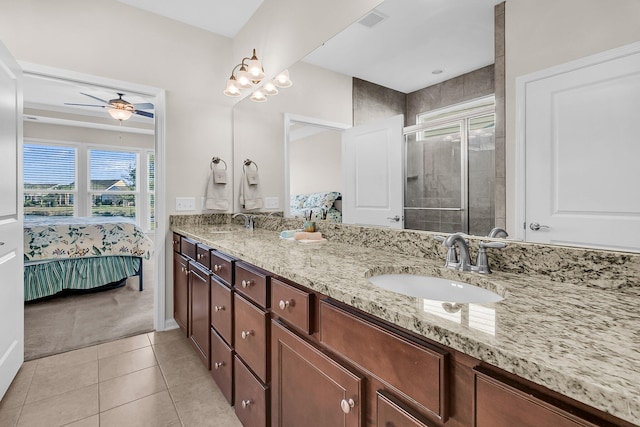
left=487, top=227, right=508, bottom=238
left=232, top=213, right=254, bottom=229
left=442, top=232, right=472, bottom=272
left=436, top=232, right=506, bottom=274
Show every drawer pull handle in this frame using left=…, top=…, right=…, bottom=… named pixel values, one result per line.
left=241, top=279, right=253, bottom=288
left=278, top=299, right=291, bottom=310
left=213, top=361, right=224, bottom=369
left=241, top=399, right=252, bottom=408
left=241, top=330, right=253, bottom=340
left=214, top=264, right=222, bottom=272
left=214, top=305, right=225, bottom=312
left=340, top=398, right=355, bottom=414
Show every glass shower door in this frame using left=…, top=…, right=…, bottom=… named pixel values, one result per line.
left=404, top=122, right=466, bottom=233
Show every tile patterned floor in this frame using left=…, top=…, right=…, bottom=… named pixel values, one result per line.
left=0, top=330, right=243, bottom=426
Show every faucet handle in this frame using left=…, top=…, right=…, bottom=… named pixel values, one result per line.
left=479, top=241, right=506, bottom=249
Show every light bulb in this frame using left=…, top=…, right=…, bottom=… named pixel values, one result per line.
left=224, top=77, right=241, bottom=97
left=263, top=81, right=278, bottom=96
left=273, top=70, right=292, bottom=88
left=250, top=89, right=267, bottom=102
left=108, top=108, right=133, bottom=121
left=236, top=66, right=252, bottom=89
left=247, top=49, right=265, bottom=81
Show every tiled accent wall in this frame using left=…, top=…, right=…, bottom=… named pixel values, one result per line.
left=352, top=77, right=406, bottom=126
left=494, top=2, right=506, bottom=229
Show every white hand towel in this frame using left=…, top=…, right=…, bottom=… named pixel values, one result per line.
left=205, top=170, right=229, bottom=210
left=239, top=170, right=263, bottom=210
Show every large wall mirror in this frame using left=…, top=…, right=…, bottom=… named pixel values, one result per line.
left=233, top=0, right=504, bottom=237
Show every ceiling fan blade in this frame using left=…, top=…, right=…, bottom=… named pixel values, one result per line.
left=132, top=102, right=154, bottom=110
left=80, top=92, right=110, bottom=105
left=64, top=103, right=105, bottom=108
left=134, top=110, right=154, bottom=118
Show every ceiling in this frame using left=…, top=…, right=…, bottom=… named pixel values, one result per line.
left=115, top=0, right=264, bottom=38
left=303, top=0, right=501, bottom=93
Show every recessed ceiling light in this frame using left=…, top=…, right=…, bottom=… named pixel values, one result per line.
left=432, top=69, right=443, bottom=75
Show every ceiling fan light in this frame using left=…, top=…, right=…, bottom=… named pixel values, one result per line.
left=273, top=70, right=293, bottom=88
left=263, top=81, right=279, bottom=96
left=224, top=77, right=241, bottom=96
left=236, top=66, right=252, bottom=89
left=250, top=89, right=267, bottom=103
left=108, top=108, right=133, bottom=121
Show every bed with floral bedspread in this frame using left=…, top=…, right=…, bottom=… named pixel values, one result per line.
left=23, top=217, right=154, bottom=301
left=290, top=191, right=342, bottom=223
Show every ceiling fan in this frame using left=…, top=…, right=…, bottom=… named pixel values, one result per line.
left=64, top=92, right=154, bottom=121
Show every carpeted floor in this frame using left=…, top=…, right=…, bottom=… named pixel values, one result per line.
left=24, top=260, right=155, bottom=361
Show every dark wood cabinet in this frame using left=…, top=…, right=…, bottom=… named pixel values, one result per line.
left=173, top=252, right=189, bottom=335
left=270, top=278, right=312, bottom=335
left=211, top=251, right=234, bottom=286
left=235, top=355, right=268, bottom=427
left=473, top=367, right=605, bottom=427
left=234, top=293, right=269, bottom=383
left=211, top=327, right=234, bottom=405
left=211, top=277, right=233, bottom=346
left=172, top=232, right=181, bottom=253
left=271, top=320, right=365, bottom=427
left=235, top=261, right=270, bottom=308
left=195, top=243, right=211, bottom=271
left=319, top=300, right=448, bottom=422
left=376, top=390, right=437, bottom=427
left=189, top=261, right=210, bottom=368
left=181, top=236, right=197, bottom=260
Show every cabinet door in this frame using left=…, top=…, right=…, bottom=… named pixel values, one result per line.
left=189, top=262, right=210, bottom=368
left=271, top=320, right=365, bottom=427
left=235, top=355, right=268, bottom=427
left=377, top=390, right=437, bottom=427
left=211, top=277, right=233, bottom=345
left=474, top=368, right=601, bottom=427
left=211, top=327, right=234, bottom=405
left=173, top=252, right=189, bottom=335
left=234, top=293, right=269, bottom=382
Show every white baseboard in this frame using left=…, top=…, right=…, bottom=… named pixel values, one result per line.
left=162, top=319, right=179, bottom=331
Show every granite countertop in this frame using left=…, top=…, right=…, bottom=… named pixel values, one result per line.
left=172, top=224, right=640, bottom=426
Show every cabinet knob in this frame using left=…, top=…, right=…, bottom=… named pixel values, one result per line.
left=214, top=305, right=225, bottom=312
left=213, top=361, right=224, bottom=369
left=278, top=299, right=291, bottom=310
left=241, top=279, right=253, bottom=288
left=173, top=240, right=179, bottom=245
left=213, top=264, right=222, bottom=272
left=241, top=399, right=252, bottom=408
left=340, top=398, right=355, bottom=414
left=196, top=253, right=201, bottom=260
left=241, top=330, right=253, bottom=340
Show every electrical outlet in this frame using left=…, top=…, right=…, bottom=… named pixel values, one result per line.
left=264, top=197, right=279, bottom=209
left=175, top=197, right=195, bottom=211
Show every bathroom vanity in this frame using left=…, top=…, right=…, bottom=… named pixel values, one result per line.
left=171, top=217, right=640, bottom=427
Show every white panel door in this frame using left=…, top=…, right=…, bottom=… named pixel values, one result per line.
left=342, top=115, right=403, bottom=228
left=525, top=47, right=640, bottom=251
left=0, top=40, right=23, bottom=399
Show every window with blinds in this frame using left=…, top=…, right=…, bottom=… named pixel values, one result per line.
left=89, top=149, right=138, bottom=220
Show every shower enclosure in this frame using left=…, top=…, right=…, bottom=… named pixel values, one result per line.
left=404, top=97, right=495, bottom=235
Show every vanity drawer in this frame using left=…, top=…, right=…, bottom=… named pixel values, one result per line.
left=181, top=236, right=197, bottom=260
left=172, top=232, right=181, bottom=253
left=234, top=355, right=268, bottom=427
left=234, top=293, right=269, bottom=383
left=473, top=367, right=601, bottom=427
left=377, top=390, right=437, bottom=427
left=320, top=300, right=448, bottom=421
left=235, top=262, right=270, bottom=308
left=211, top=277, right=233, bottom=345
left=270, top=278, right=312, bottom=334
left=195, top=243, right=211, bottom=271
left=211, top=327, right=234, bottom=405
left=211, top=251, right=234, bottom=286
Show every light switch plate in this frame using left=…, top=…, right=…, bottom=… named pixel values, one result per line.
left=176, top=197, right=195, bottom=211
left=264, top=197, right=279, bottom=209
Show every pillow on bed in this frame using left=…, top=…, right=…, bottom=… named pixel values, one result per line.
left=290, top=194, right=309, bottom=209
left=302, top=191, right=341, bottom=210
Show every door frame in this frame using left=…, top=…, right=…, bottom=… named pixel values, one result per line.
left=514, top=40, right=640, bottom=242
left=283, top=113, right=350, bottom=218
left=19, top=62, right=168, bottom=331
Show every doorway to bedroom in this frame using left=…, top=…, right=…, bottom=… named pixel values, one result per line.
left=21, top=66, right=165, bottom=360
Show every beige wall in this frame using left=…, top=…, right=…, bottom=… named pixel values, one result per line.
left=233, top=61, right=352, bottom=212
left=290, top=130, right=342, bottom=196
left=505, top=0, right=640, bottom=233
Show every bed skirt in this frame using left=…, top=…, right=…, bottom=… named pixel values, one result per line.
left=24, top=256, right=142, bottom=302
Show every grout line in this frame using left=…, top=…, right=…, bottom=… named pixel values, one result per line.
left=151, top=338, right=186, bottom=427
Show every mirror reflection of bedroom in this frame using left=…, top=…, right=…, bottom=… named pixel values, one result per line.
left=22, top=74, right=156, bottom=360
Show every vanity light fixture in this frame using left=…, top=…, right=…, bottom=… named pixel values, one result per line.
left=223, top=49, right=292, bottom=102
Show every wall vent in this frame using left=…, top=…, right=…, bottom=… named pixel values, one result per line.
left=358, top=10, right=387, bottom=28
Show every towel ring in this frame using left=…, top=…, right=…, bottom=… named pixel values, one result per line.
left=211, top=157, right=227, bottom=170
left=243, top=158, right=258, bottom=172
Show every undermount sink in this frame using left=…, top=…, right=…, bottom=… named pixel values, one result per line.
left=368, top=274, right=503, bottom=304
